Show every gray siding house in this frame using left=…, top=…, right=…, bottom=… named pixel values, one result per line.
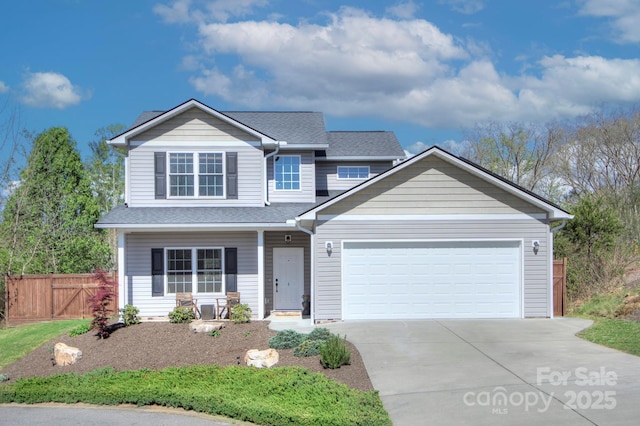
left=97, top=99, right=571, bottom=322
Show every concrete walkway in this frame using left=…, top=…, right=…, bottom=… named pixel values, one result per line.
left=323, top=319, right=640, bottom=426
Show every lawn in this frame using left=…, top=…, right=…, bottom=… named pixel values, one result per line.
left=0, top=319, right=89, bottom=370
left=577, top=318, right=640, bottom=356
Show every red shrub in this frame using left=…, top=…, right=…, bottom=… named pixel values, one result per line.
left=89, top=270, right=116, bottom=339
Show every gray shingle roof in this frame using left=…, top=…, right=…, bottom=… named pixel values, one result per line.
left=129, top=110, right=328, bottom=146
left=97, top=203, right=319, bottom=226
left=224, top=112, right=328, bottom=146
left=324, top=131, right=405, bottom=158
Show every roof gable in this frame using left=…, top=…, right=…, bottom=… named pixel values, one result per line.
left=298, top=146, right=572, bottom=220
left=109, top=99, right=279, bottom=147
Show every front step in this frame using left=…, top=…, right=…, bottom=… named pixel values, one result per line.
left=270, top=310, right=302, bottom=320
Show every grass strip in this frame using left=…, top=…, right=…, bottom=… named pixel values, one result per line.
left=578, top=318, right=640, bottom=356
left=0, top=319, right=90, bottom=370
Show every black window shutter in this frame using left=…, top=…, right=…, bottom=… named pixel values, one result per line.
left=154, top=152, right=166, bottom=199
left=151, top=248, right=164, bottom=297
left=226, top=152, right=238, bottom=199
left=225, top=247, right=238, bottom=292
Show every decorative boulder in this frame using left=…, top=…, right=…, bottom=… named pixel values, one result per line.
left=244, top=348, right=279, bottom=368
left=191, top=320, right=224, bottom=333
left=54, top=342, right=82, bottom=366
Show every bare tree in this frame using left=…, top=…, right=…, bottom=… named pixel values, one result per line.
left=462, top=121, right=565, bottom=200
left=556, top=107, right=640, bottom=197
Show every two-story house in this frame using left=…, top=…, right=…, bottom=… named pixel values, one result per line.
left=98, top=99, right=571, bottom=322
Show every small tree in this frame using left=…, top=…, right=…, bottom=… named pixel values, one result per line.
left=89, top=270, right=116, bottom=339
left=555, top=195, right=627, bottom=300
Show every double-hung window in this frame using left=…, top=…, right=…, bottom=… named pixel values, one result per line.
left=168, top=152, right=224, bottom=197
left=337, top=166, right=369, bottom=180
left=275, top=155, right=300, bottom=190
left=167, top=248, right=223, bottom=294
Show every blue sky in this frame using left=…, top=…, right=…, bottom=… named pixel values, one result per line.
left=1, top=0, right=639, bottom=158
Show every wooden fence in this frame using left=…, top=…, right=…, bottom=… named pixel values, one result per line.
left=5, top=273, right=118, bottom=326
left=553, top=258, right=567, bottom=317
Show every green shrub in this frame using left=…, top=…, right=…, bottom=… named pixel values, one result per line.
left=293, top=339, right=323, bottom=357
left=69, top=323, right=91, bottom=337
left=208, top=329, right=221, bottom=337
left=120, top=304, right=140, bottom=326
left=231, top=303, right=252, bottom=324
left=0, top=365, right=391, bottom=425
left=0, top=374, right=8, bottom=382
left=307, top=327, right=331, bottom=341
left=168, top=306, right=195, bottom=323
left=268, top=329, right=307, bottom=349
left=320, top=334, right=351, bottom=369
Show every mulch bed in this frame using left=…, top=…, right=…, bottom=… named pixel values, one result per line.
left=0, top=321, right=374, bottom=391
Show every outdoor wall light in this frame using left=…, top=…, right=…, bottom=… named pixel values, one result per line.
left=325, top=241, right=333, bottom=255
left=532, top=240, right=540, bottom=254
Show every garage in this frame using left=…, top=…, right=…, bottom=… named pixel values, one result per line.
left=342, top=240, right=522, bottom=319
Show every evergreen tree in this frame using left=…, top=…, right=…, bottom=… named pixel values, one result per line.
left=1, top=127, right=111, bottom=274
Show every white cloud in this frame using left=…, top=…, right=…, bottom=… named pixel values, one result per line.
left=154, top=0, right=268, bottom=24
left=0, top=81, right=9, bottom=93
left=20, top=72, right=86, bottom=109
left=157, top=3, right=640, bottom=131
left=439, top=0, right=485, bottom=15
left=386, top=1, right=420, bottom=19
left=578, top=0, right=640, bottom=43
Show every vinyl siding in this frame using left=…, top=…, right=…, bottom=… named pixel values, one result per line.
left=322, top=155, right=545, bottom=216
left=264, top=231, right=311, bottom=316
left=135, top=107, right=260, bottom=142
left=124, top=232, right=258, bottom=317
left=313, top=219, right=550, bottom=321
left=267, top=151, right=315, bottom=203
left=315, top=161, right=392, bottom=191
left=128, top=142, right=263, bottom=207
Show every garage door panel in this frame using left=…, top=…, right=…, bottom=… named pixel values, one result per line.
left=343, top=241, right=521, bottom=319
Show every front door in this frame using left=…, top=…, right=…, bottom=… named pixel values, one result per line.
left=273, top=247, right=304, bottom=310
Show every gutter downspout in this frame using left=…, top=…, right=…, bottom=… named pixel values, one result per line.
left=264, top=142, right=281, bottom=206
left=295, top=218, right=315, bottom=324
left=550, top=219, right=567, bottom=233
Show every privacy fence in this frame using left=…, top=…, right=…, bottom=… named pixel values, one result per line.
left=5, top=273, right=118, bottom=326
left=553, top=258, right=567, bottom=317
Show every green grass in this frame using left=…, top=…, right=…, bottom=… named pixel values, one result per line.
left=578, top=318, right=640, bottom=356
left=0, top=365, right=391, bottom=425
left=0, top=319, right=90, bottom=370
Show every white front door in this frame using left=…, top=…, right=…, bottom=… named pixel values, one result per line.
left=273, top=247, right=304, bottom=310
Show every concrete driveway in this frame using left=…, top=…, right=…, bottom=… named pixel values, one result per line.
left=325, top=318, right=640, bottom=426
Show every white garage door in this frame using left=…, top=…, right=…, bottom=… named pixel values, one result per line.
left=343, top=241, right=521, bottom=319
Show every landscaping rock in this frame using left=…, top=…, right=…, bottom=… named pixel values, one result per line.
left=54, top=342, right=82, bottom=366
left=191, top=320, right=224, bottom=333
left=244, top=348, right=279, bottom=368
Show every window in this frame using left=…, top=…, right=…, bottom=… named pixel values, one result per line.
left=275, top=155, right=300, bottom=190
left=197, top=249, right=223, bottom=293
left=199, top=153, right=224, bottom=196
left=169, top=153, right=194, bottom=196
left=337, top=166, right=369, bottom=179
left=167, top=248, right=224, bottom=294
left=168, top=152, right=224, bottom=197
left=167, top=249, right=192, bottom=293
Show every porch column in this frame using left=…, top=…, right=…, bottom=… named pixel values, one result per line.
left=257, top=230, right=265, bottom=319
left=117, top=231, right=126, bottom=316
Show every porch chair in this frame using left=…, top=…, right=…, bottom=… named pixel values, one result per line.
left=176, top=293, right=200, bottom=319
left=216, top=291, right=240, bottom=320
